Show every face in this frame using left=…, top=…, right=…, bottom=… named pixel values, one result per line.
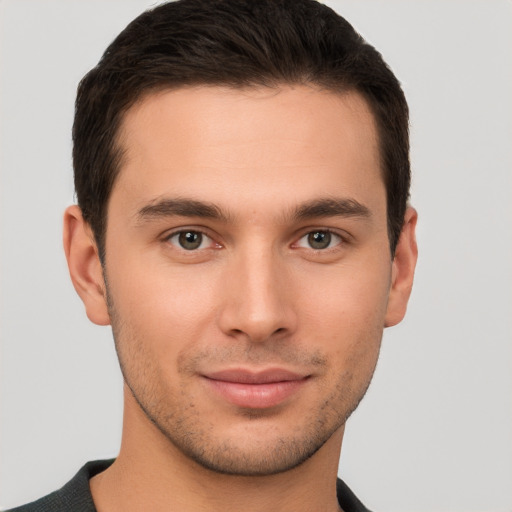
left=70, top=85, right=415, bottom=476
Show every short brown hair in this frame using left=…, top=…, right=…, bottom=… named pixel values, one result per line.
left=73, top=0, right=410, bottom=260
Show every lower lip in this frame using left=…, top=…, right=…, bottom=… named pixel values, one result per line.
left=204, top=378, right=308, bottom=409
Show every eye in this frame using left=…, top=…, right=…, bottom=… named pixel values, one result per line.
left=167, top=230, right=213, bottom=251
left=296, top=230, right=343, bottom=250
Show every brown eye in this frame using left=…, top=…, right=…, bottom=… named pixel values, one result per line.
left=179, top=231, right=202, bottom=250
left=308, top=231, right=332, bottom=249
left=168, top=230, right=208, bottom=250
left=296, top=230, right=342, bottom=250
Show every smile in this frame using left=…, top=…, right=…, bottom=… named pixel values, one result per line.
left=202, top=369, right=310, bottom=409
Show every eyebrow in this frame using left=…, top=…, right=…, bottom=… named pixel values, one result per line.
left=137, top=198, right=229, bottom=223
left=291, top=197, right=371, bottom=221
left=135, top=196, right=371, bottom=224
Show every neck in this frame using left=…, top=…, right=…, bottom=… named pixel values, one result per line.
left=90, top=388, right=344, bottom=512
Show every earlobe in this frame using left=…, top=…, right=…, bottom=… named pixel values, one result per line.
left=63, top=205, right=111, bottom=326
left=384, top=206, right=418, bottom=328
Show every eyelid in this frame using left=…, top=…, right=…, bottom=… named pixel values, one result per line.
left=162, top=227, right=222, bottom=250
left=160, top=225, right=350, bottom=251
left=292, top=227, right=350, bottom=250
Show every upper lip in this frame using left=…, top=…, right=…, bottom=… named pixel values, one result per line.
left=203, top=368, right=308, bottom=384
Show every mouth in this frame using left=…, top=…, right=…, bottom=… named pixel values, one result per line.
left=201, top=368, right=310, bottom=409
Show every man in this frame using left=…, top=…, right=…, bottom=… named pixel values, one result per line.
left=8, top=0, right=417, bottom=511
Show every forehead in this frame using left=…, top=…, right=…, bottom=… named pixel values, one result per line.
left=112, top=85, right=384, bottom=220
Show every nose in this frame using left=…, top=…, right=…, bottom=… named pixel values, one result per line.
left=217, top=245, right=297, bottom=343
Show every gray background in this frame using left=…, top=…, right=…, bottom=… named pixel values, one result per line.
left=1, top=1, right=511, bottom=510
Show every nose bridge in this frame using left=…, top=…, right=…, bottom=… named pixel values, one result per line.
left=218, top=239, right=296, bottom=342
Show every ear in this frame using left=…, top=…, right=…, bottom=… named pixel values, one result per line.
left=384, top=206, right=418, bottom=328
left=63, top=205, right=110, bottom=326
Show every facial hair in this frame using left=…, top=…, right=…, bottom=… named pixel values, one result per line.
left=106, top=281, right=382, bottom=476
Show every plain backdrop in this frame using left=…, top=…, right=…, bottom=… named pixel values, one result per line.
left=1, top=1, right=511, bottom=511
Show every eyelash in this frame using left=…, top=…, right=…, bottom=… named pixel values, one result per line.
left=293, top=229, right=346, bottom=251
left=164, top=229, right=219, bottom=251
left=163, top=227, right=348, bottom=253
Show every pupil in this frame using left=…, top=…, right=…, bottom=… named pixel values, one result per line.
left=179, top=231, right=202, bottom=250
left=308, top=231, right=331, bottom=249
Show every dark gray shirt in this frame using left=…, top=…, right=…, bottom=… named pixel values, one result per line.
left=7, top=459, right=371, bottom=512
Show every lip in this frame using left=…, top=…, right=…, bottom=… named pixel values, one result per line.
left=202, top=368, right=310, bottom=409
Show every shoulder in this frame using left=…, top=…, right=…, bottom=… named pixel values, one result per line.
left=5, top=460, right=114, bottom=512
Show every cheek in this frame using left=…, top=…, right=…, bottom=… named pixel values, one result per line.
left=296, top=258, right=392, bottom=334
left=108, top=261, right=222, bottom=356
left=292, top=257, right=390, bottom=380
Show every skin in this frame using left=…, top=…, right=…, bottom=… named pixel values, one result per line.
left=64, top=85, right=417, bottom=512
